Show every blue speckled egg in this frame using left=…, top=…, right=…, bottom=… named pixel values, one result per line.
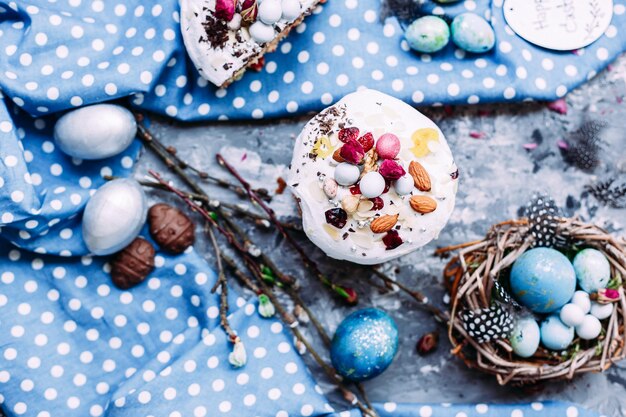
left=509, top=317, right=540, bottom=358
left=510, top=248, right=576, bottom=313
left=330, top=308, right=398, bottom=382
left=540, top=315, right=574, bottom=351
left=405, top=16, right=450, bottom=54
left=450, top=13, right=495, bottom=53
left=573, top=248, right=610, bottom=293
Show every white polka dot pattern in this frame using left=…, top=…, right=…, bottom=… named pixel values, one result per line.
left=0, top=243, right=331, bottom=416
left=0, top=0, right=624, bottom=121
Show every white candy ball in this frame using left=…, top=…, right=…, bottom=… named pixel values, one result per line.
left=334, top=163, right=360, bottom=186
left=227, top=13, right=242, bottom=30
left=249, top=21, right=275, bottom=43
left=82, top=179, right=147, bottom=255
left=258, top=0, right=282, bottom=24
left=54, top=104, right=137, bottom=160
left=575, top=315, right=602, bottom=340
left=571, top=290, right=591, bottom=314
left=359, top=172, right=386, bottom=198
left=559, top=303, right=585, bottom=327
left=394, top=175, right=414, bottom=195
left=281, top=0, right=301, bottom=20
left=590, top=301, right=614, bottom=320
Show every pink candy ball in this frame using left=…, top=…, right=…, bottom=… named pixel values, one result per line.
left=376, top=133, right=400, bottom=159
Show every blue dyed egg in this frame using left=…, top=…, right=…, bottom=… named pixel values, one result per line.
left=405, top=16, right=450, bottom=54
left=510, top=248, right=576, bottom=313
left=509, top=317, right=540, bottom=358
left=540, top=315, right=574, bottom=351
left=573, top=249, right=610, bottom=293
left=450, top=13, right=495, bottom=53
left=330, top=308, right=398, bottom=382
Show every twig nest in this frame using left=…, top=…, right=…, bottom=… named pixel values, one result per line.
left=82, top=179, right=147, bottom=255
left=445, top=218, right=626, bottom=384
left=110, top=237, right=155, bottom=289
left=148, top=203, right=195, bottom=254
left=54, top=104, right=137, bottom=160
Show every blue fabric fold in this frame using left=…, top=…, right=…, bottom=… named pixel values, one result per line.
left=0, top=0, right=625, bottom=121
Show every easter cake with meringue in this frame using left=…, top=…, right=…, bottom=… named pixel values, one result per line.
left=180, top=0, right=318, bottom=87
left=289, top=89, right=459, bottom=265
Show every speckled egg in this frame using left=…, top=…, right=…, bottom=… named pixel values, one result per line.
left=575, top=315, right=601, bottom=340
left=404, top=16, right=450, bottom=54
left=559, top=303, right=585, bottom=327
left=590, top=301, right=613, bottom=320
left=509, top=317, right=540, bottom=358
left=330, top=308, right=399, bottom=382
left=510, top=248, right=576, bottom=313
left=573, top=248, right=611, bottom=293
left=450, top=13, right=495, bottom=53
left=82, top=179, right=147, bottom=256
left=54, top=104, right=137, bottom=160
left=540, top=315, right=574, bottom=351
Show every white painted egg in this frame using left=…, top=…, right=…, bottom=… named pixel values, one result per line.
left=575, top=315, right=602, bottom=340
left=258, top=0, right=282, bottom=24
left=509, top=317, right=540, bottom=358
left=590, top=301, right=613, bottom=320
left=54, top=104, right=137, bottom=160
left=359, top=172, right=385, bottom=198
left=559, top=303, right=585, bottom=327
left=540, top=315, right=574, bottom=351
left=334, top=163, right=360, bottom=186
left=570, top=290, right=591, bottom=314
left=394, top=175, right=414, bottom=195
left=82, top=179, right=147, bottom=255
left=281, top=0, right=300, bottom=20
left=249, top=21, right=275, bottom=43
left=573, top=248, right=611, bottom=293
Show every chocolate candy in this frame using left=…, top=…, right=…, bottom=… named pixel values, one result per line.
left=110, top=237, right=155, bottom=289
left=148, top=203, right=195, bottom=254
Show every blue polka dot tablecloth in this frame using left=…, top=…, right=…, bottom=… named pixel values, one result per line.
left=0, top=0, right=622, bottom=416
left=0, top=0, right=625, bottom=121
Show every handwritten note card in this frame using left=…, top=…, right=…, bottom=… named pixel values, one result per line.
left=503, top=0, right=614, bottom=51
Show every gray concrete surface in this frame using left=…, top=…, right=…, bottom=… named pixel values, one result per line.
left=138, top=55, right=626, bottom=416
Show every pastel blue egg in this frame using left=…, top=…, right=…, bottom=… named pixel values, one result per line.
left=540, top=315, right=574, bottom=351
left=54, top=104, right=137, bottom=160
left=451, top=13, right=495, bottom=53
left=509, top=317, right=540, bottom=358
left=573, top=249, right=610, bottom=293
left=510, top=248, right=576, bottom=313
left=405, top=16, right=450, bottom=54
left=330, top=308, right=398, bottom=382
left=82, top=179, right=147, bottom=255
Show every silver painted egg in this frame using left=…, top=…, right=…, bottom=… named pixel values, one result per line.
left=54, top=104, right=137, bottom=160
left=82, top=179, right=147, bottom=255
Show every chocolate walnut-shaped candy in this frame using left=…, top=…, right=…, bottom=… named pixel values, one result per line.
left=148, top=203, right=195, bottom=254
left=110, top=238, right=155, bottom=289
